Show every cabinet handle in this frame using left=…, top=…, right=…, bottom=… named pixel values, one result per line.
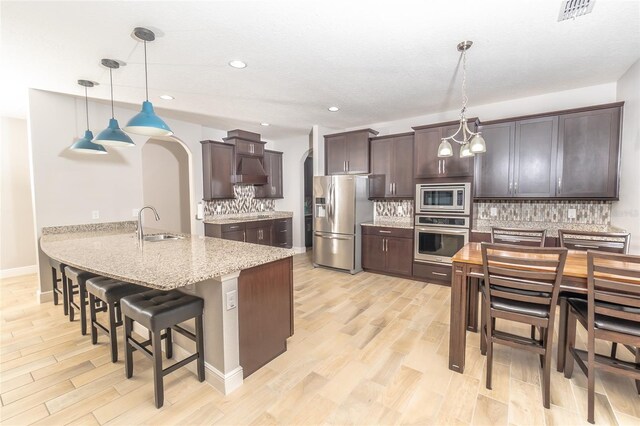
left=509, top=181, right=512, bottom=193
left=393, top=183, right=396, bottom=194
left=243, top=231, right=246, bottom=242
left=379, top=230, right=392, bottom=234
left=558, top=177, right=562, bottom=194
left=389, top=183, right=393, bottom=193
left=229, top=225, right=239, bottom=230
left=438, top=160, right=441, bottom=174
left=343, top=161, right=346, bottom=172
left=442, top=160, right=446, bottom=175
left=514, top=181, right=518, bottom=194
left=432, top=272, right=447, bottom=277
left=347, top=161, right=350, bottom=172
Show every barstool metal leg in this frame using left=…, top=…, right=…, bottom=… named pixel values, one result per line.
left=124, top=316, right=134, bottom=379
left=79, top=283, right=88, bottom=335
left=152, top=331, right=164, bottom=408
left=51, top=267, right=59, bottom=306
left=68, top=278, right=75, bottom=322
left=165, top=328, right=173, bottom=359
left=108, top=302, right=118, bottom=363
left=61, top=270, right=69, bottom=316
left=196, top=315, right=205, bottom=382
left=89, top=293, right=98, bottom=345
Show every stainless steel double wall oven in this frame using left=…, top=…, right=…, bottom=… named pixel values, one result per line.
left=414, top=182, right=471, bottom=265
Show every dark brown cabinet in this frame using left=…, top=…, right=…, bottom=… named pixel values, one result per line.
left=201, top=141, right=235, bottom=200
left=557, top=106, right=621, bottom=199
left=255, top=150, right=283, bottom=199
left=325, top=129, right=378, bottom=175
left=361, top=226, right=413, bottom=278
left=246, top=220, right=272, bottom=246
left=272, top=218, right=293, bottom=248
left=474, top=103, right=622, bottom=200
left=369, top=133, right=414, bottom=199
left=412, top=120, right=476, bottom=179
left=204, top=217, right=292, bottom=249
left=475, top=116, right=558, bottom=198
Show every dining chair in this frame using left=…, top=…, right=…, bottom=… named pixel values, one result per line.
left=563, top=251, right=640, bottom=424
left=556, top=230, right=632, bottom=372
left=491, top=227, right=547, bottom=247
left=480, top=243, right=568, bottom=408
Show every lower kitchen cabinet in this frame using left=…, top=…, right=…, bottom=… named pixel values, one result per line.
left=205, top=217, right=292, bottom=249
left=361, top=226, right=413, bottom=278
left=412, top=262, right=452, bottom=286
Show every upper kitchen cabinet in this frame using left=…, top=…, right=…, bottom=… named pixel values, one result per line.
left=325, top=129, right=379, bottom=175
left=476, top=116, right=558, bottom=198
left=412, top=120, right=477, bottom=179
left=201, top=140, right=235, bottom=200
left=369, top=133, right=414, bottom=199
left=557, top=105, right=621, bottom=199
left=474, top=103, right=622, bottom=200
left=255, top=150, right=283, bottom=199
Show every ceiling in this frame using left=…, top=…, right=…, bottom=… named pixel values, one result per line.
left=2, top=0, right=639, bottom=139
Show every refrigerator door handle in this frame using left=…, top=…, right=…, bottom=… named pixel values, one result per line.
left=314, top=232, right=351, bottom=241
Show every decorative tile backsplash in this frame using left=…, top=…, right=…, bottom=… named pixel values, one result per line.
left=374, top=200, right=414, bottom=218
left=204, top=185, right=275, bottom=217
left=474, top=200, right=612, bottom=225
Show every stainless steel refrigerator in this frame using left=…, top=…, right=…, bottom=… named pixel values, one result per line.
left=313, top=175, right=372, bottom=274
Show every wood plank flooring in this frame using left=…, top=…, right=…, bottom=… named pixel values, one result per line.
left=1, top=252, right=638, bottom=425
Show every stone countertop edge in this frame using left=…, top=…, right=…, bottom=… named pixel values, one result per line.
left=203, top=211, right=293, bottom=225
left=361, top=219, right=414, bottom=230
left=40, top=225, right=295, bottom=290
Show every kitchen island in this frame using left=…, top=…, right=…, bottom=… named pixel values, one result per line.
left=40, top=222, right=295, bottom=395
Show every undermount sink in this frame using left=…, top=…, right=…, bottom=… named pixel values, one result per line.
left=143, top=233, right=184, bottom=242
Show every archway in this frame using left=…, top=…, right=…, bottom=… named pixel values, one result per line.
left=141, top=138, right=191, bottom=234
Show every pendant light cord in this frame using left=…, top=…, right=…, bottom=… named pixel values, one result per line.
left=109, top=67, right=115, bottom=118
left=85, top=86, right=90, bottom=130
left=144, top=40, right=149, bottom=101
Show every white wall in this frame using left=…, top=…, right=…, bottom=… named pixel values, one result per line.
left=28, top=89, right=229, bottom=296
left=343, top=83, right=617, bottom=136
left=612, top=59, right=640, bottom=255
left=1, top=117, right=37, bottom=275
left=142, top=139, right=190, bottom=234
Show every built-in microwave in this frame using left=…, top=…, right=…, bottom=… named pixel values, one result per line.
left=416, top=183, right=470, bottom=215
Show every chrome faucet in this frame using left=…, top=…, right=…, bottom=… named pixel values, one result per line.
left=137, top=206, right=160, bottom=241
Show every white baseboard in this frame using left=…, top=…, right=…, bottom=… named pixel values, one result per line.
left=293, top=246, right=306, bottom=254
left=1, top=264, right=38, bottom=279
left=132, top=322, right=243, bottom=395
left=38, top=290, right=53, bottom=303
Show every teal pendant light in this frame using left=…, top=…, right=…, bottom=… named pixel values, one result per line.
left=70, top=80, right=108, bottom=154
left=94, top=59, right=134, bottom=147
left=123, top=27, right=173, bottom=137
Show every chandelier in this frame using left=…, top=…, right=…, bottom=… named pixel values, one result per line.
left=437, top=40, right=486, bottom=158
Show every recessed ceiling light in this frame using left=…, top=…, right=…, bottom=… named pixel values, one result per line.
left=328, top=106, right=339, bottom=112
left=228, top=60, right=247, bottom=69
left=159, top=94, right=174, bottom=100
left=260, top=122, right=270, bottom=126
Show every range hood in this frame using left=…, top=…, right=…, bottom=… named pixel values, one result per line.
left=234, top=156, right=268, bottom=185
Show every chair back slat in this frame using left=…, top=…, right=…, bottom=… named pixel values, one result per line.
left=594, top=306, right=640, bottom=323
left=491, top=288, right=551, bottom=305
left=486, top=254, right=559, bottom=268
left=482, top=243, right=568, bottom=317
left=489, top=276, right=555, bottom=294
left=587, top=251, right=640, bottom=339
left=488, top=266, right=558, bottom=282
left=491, top=227, right=546, bottom=247
left=559, top=230, right=630, bottom=254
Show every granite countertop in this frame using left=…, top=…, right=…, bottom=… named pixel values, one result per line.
left=40, top=222, right=294, bottom=290
left=472, top=219, right=626, bottom=237
left=204, top=211, right=293, bottom=225
left=362, top=217, right=414, bottom=229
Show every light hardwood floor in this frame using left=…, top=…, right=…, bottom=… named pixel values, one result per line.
left=1, top=252, right=638, bottom=425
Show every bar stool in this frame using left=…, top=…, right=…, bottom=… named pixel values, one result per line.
left=64, top=266, right=99, bottom=335
left=121, top=289, right=204, bottom=408
left=86, top=277, right=148, bottom=362
left=49, top=258, right=68, bottom=315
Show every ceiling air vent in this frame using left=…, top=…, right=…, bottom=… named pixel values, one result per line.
left=558, top=0, right=595, bottom=21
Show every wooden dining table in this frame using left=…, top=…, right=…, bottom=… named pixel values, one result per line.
left=448, top=242, right=640, bottom=374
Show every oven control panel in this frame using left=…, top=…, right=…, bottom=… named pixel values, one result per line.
left=415, top=215, right=469, bottom=228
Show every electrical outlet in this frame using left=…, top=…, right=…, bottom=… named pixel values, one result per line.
left=216, top=205, right=222, bottom=213
left=225, top=290, right=237, bottom=310
left=132, top=208, right=139, bottom=217
left=490, top=207, right=498, bottom=217
left=92, top=210, right=100, bottom=219
left=397, top=206, right=404, bottom=215
left=568, top=208, right=577, bottom=219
